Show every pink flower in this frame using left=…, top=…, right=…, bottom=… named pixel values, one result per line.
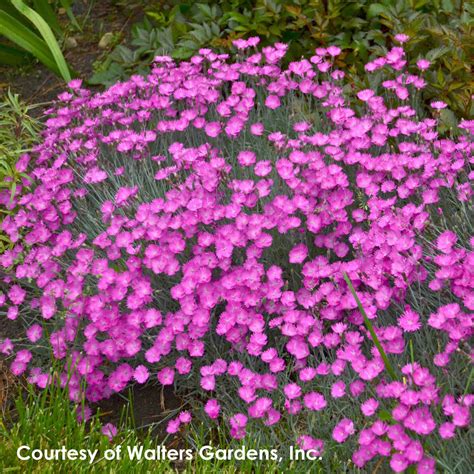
left=416, top=59, right=431, bottom=70
left=417, top=457, right=436, bottom=474
left=332, top=418, right=355, bottom=443
left=398, top=307, right=421, bottom=332
left=8, top=285, right=26, bottom=305
left=289, top=244, right=308, bottom=264
left=265, top=95, right=281, bottom=109
left=250, top=122, right=264, bottom=135
left=157, top=367, right=175, bottom=385
left=237, top=151, right=256, bottom=167
left=350, top=380, right=366, bottom=397
left=439, top=422, right=455, bottom=439
left=133, top=365, right=149, bottom=384
left=331, top=380, right=346, bottom=398
left=452, top=404, right=470, bottom=427
left=26, top=324, right=43, bottom=343
left=200, top=375, right=215, bottom=391
left=357, top=89, right=375, bottom=102
left=40, top=295, right=56, bottom=319
left=254, top=160, right=272, bottom=177
left=430, top=101, right=447, bottom=110
left=115, top=186, right=138, bottom=206
left=284, top=383, right=302, bottom=400
left=7, top=306, right=18, bottom=320
left=394, top=33, right=410, bottom=43
left=179, top=411, right=192, bottom=424
left=166, top=418, right=181, bottom=434
left=436, top=231, right=457, bottom=253
left=230, top=413, right=247, bottom=429
left=264, top=408, right=281, bottom=426
left=304, top=392, right=327, bottom=411
left=406, top=440, right=424, bottom=462
left=84, top=167, right=107, bottom=184
left=0, top=338, right=14, bottom=355
left=286, top=337, right=309, bottom=359
left=204, top=121, right=221, bottom=137
left=390, top=453, right=408, bottom=472
left=327, top=46, right=341, bottom=57
left=204, top=399, right=220, bottom=419
left=297, top=435, right=324, bottom=455
left=361, top=398, right=379, bottom=417
left=299, top=367, right=317, bottom=381
left=101, top=423, right=117, bottom=441
left=248, top=397, right=272, bottom=418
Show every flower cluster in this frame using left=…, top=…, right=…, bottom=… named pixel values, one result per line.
left=1, top=36, right=472, bottom=472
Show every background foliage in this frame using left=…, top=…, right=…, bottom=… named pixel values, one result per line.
left=91, top=0, right=473, bottom=117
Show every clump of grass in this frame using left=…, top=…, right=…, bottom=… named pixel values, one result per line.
left=0, top=378, right=344, bottom=473
left=0, top=91, right=41, bottom=253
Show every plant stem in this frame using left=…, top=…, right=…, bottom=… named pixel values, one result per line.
left=343, top=272, right=398, bottom=380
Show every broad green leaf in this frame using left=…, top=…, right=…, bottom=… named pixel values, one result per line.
left=33, top=0, right=62, bottom=36
left=0, top=9, right=58, bottom=73
left=367, top=3, right=389, bottom=19
left=11, top=0, right=71, bottom=82
left=0, top=43, right=30, bottom=65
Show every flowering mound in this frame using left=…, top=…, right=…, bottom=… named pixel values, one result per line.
left=1, top=36, right=473, bottom=471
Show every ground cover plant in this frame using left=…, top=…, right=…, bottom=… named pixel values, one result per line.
left=0, top=35, right=473, bottom=472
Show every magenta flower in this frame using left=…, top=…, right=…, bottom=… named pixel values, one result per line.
left=304, top=392, right=327, bottom=411
left=101, top=423, right=117, bottom=441
left=289, top=244, right=308, bottom=264
left=398, top=306, right=421, bottom=332
left=26, top=324, right=43, bottom=343
left=8, top=285, right=26, bottom=305
left=332, top=418, right=355, bottom=443
left=204, top=399, right=220, bottom=419
left=133, top=365, right=149, bottom=384
left=390, top=453, right=409, bottom=472
left=157, top=368, right=175, bottom=386
left=166, top=418, right=181, bottom=434
left=361, top=398, right=379, bottom=417
left=284, top=383, right=302, bottom=400
left=265, top=95, right=281, bottom=109
left=416, top=59, right=431, bottom=70
left=237, top=151, right=257, bottom=167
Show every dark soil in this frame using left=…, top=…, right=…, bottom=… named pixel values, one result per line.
left=96, top=384, right=182, bottom=434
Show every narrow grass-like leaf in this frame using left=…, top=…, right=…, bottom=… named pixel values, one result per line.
left=59, top=0, right=81, bottom=30
left=11, top=0, right=71, bottom=81
left=343, top=272, right=398, bottom=380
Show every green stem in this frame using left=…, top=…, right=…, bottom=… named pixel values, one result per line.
left=463, top=366, right=473, bottom=398
left=343, top=272, right=398, bottom=380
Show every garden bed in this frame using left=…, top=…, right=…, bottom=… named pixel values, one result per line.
left=0, top=2, right=472, bottom=473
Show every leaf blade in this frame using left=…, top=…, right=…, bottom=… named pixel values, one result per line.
left=0, top=9, right=58, bottom=73
left=11, top=0, right=71, bottom=82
